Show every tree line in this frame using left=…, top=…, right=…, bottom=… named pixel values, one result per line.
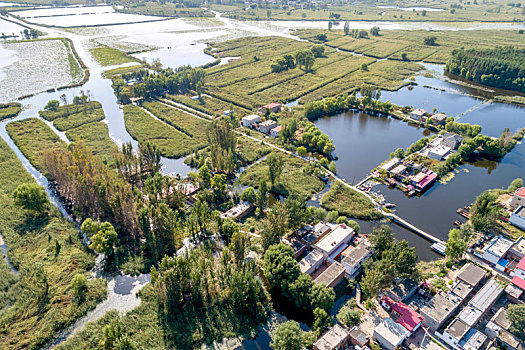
left=445, top=47, right=525, bottom=93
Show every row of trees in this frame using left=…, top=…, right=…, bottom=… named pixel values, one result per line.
left=445, top=47, right=525, bottom=93
left=303, top=87, right=393, bottom=120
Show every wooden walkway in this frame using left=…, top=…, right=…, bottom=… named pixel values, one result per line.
left=385, top=213, right=446, bottom=245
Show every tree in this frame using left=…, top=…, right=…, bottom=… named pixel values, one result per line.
left=241, top=186, right=257, bottom=204
left=199, top=163, right=211, bottom=188
left=312, top=307, right=331, bottom=334
left=361, top=264, right=385, bottom=298
left=70, top=273, right=88, bottom=303
left=262, top=202, right=289, bottom=251
left=311, top=45, right=325, bottom=58
left=328, top=21, right=332, bottom=31
left=310, top=282, right=335, bottom=313
left=90, top=222, right=118, bottom=258
left=285, top=196, right=307, bottom=229
left=288, top=273, right=314, bottom=309
left=424, top=36, right=437, bottom=46
left=470, top=191, right=499, bottom=232
left=211, top=173, right=227, bottom=202
left=45, top=100, right=59, bottom=112
left=446, top=228, right=468, bottom=261
left=297, top=146, right=307, bottom=157
left=329, top=161, right=337, bottom=174
left=271, top=321, right=304, bottom=350
left=370, top=26, right=380, bottom=36
left=338, top=308, right=361, bottom=327
left=344, top=21, right=350, bottom=35
left=81, top=218, right=100, bottom=237
left=263, top=244, right=300, bottom=291
left=369, top=225, right=394, bottom=257
left=507, top=304, right=525, bottom=340
left=508, top=178, right=524, bottom=192
left=12, top=183, right=48, bottom=215
left=358, top=30, right=368, bottom=38
left=256, top=179, right=268, bottom=215
left=267, top=153, right=284, bottom=186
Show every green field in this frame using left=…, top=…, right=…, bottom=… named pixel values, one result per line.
left=165, top=94, right=252, bottom=118
left=237, top=152, right=325, bottom=200
left=88, top=43, right=140, bottom=67
left=0, top=103, right=22, bottom=121
left=123, top=104, right=208, bottom=158
left=205, top=36, right=423, bottom=108
left=0, top=135, right=106, bottom=350
left=320, top=181, right=382, bottom=220
left=296, top=29, right=525, bottom=64
left=39, top=101, right=117, bottom=163
left=6, top=118, right=66, bottom=172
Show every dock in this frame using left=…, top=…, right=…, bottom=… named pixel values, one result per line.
left=385, top=213, right=447, bottom=246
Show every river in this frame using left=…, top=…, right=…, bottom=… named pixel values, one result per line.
left=0, top=6, right=524, bottom=346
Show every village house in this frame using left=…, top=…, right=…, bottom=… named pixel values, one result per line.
left=314, top=224, right=355, bottom=260
left=313, top=261, right=346, bottom=288
left=510, top=206, right=525, bottom=230
left=442, top=133, right=463, bottom=150
left=258, top=120, right=278, bottom=134
left=387, top=278, right=418, bottom=303
left=241, top=114, right=260, bottom=128
left=258, top=102, right=282, bottom=114
left=313, top=324, right=351, bottom=350
left=409, top=108, right=426, bottom=122
left=485, top=308, right=524, bottom=350
left=269, top=125, right=282, bottom=137
left=348, top=327, right=369, bottom=348
left=455, top=263, right=487, bottom=288
left=298, top=249, right=324, bottom=275
left=427, top=144, right=451, bottom=161
left=481, top=235, right=514, bottom=268
left=373, top=317, right=410, bottom=350
left=510, top=187, right=525, bottom=209
left=222, top=109, right=233, bottom=117
left=420, top=293, right=461, bottom=332
left=430, top=113, right=447, bottom=126
left=380, top=157, right=400, bottom=172
left=381, top=296, right=424, bottom=335
left=511, top=255, right=525, bottom=296
left=340, top=243, right=371, bottom=278
left=220, top=201, right=254, bottom=221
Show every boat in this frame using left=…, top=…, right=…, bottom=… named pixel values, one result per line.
left=408, top=190, right=415, bottom=196
left=385, top=203, right=396, bottom=208
left=431, top=242, right=447, bottom=256
left=454, top=220, right=462, bottom=227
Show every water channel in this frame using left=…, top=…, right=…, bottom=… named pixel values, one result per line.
left=0, top=7, right=524, bottom=346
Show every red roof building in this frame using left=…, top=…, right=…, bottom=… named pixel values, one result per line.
left=516, top=256, right=525, bottom=271
left=515, top=187, right=525, bottom=198
left=381, top=296, right=423, bottom=333
left=511, top=187, right=525, bottom=209
left=511, top=276, right=525, bottom=291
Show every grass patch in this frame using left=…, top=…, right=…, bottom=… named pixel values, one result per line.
left=103, top=64, right=144, bottom=78
left=0, top=103, right=22, bottom=121
left=6, top=118, right=66, bottom=172
left=89, top=43, right=140, bottom=67
left=115, top=2, right=213, bottom=17
left=0, top=135, right=107, bottom=350
left=40, top=101, right=104, bottom=131
left=166, top=94, right=252, bottom=118
left=66, top=122, right=117, bottom=166
left=320, top=181, right=381, bottom=220
left=237, top=152, right=325, bottom=200
left=123, top=104, right=206, bottom=158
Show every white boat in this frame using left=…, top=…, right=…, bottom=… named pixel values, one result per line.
left=431, top=242, right=446, bottom=256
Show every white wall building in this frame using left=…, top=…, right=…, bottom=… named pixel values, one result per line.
left=341, top=244, right=371, bottom=277
left=241, top=114, right=260, bottom=128
left=298, top=249, right=324, bottom=275
left=314, top=224, right=354, bottom=260
left=510, top=206, right=525, bottom=230
left=482, top=236, right=514, bottom=265
left=373, top=318, right=409, bottom=350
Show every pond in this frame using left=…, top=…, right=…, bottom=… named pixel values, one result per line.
left=315, top=64, right=525, bottom=250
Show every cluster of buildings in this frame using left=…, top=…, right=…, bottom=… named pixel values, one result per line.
left=379, top=157, right=437, bottom=194
left=420, top=133, right=463, bottom=161
left=409, top=108, right=448, bottom=126
left=470, top=233, right=525, bottom=300
left=285, top=221, right=372, bottom=288
left=240, top=102, right=283, bottom=137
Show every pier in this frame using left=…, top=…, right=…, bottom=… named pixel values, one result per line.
left=385, top=213, right=447, bottom=245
